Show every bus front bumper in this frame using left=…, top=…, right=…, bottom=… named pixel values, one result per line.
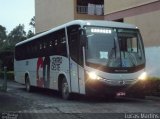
left=85, top=79, right=146, bottom=97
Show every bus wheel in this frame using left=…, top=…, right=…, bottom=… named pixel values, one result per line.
left=61, top=78, right=70, bottom=100
left=25, top=76, right=31, bottom=92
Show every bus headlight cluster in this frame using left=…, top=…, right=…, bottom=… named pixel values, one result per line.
left=138, top=72, right=147, bottom=81
left=87, top=72, right=105, bottom=81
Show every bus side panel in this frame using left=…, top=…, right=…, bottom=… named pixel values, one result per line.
left=50, top=56, right=70, bottom=91
left=28, top=58, right=39, bottom=87
left=78, top=65, right=86, bottom=94
left=14, top=58, right=37, bottom=86
left=70, top=59, right=79, bottom=93
left=69, top=59, right=86, bottom=94
left=14, top=59, right=26, bottom=84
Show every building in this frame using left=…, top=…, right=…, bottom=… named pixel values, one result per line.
left=105, top=0, right=160, bottom=47
left=35, top=0, right=104, bottom=33
left=104, top=0, right=160, bottom=77
left=35, top=0, right=160, bottom=45
left=35, top=0, right=160, bottom=77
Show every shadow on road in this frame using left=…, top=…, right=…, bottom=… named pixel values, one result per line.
left=18, top=85, right=146, bottom=104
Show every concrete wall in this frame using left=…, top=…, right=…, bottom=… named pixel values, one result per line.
left=104, top=0, right=157, bottom=14
left=35, top=0, right=160, bottom=77
left=145, top=47, right=160, bottom=77
left=35, top=0, right=104, bottom=33
left=125, top=10, right=160, bottom=47
left=125, top=11, right=160, bottom=77
left=104, top=0, right=160, bottom=77
left=35, top=0, right=74, bottom=33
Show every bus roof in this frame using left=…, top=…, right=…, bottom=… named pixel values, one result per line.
left=16, top=20, right=138, bottom=46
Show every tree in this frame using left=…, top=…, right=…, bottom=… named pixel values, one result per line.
left=29, top=16, right=35, bottom=33
left=27, top=30, right=35, bottom=38
left=29, top=16, right=35, bottom=27
left=27, top=16, right=35, bottom=38
left=0, top=25, right=7, bottom=49
left=7, top=24, right=26, bottom=46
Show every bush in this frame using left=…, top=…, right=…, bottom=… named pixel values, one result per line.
left=0, top=71, right=14, bottom=80
left=7, top=71, right=14, bottom=80
left=0, top=71, right=3, bottom=78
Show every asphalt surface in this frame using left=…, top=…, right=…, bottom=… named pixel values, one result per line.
left=0, top=79, right=160, bottom=119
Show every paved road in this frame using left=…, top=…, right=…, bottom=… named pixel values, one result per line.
left=0, top=80, right=160, bottom=119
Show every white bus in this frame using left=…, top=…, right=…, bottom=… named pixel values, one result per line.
left=14, top=20, right=147, bottom=99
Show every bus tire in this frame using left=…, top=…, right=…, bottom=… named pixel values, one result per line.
left=61, top=78, right=70, bottom=100
left=25, top=76, right=31, bottom=92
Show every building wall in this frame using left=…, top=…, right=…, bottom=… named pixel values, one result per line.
left=35, top=0, right=74, bottom=33
left=145, top=47, right=160, bottom=77
left=104, top=0, right=160, bottom=47
left=125, top=10, right=160, bottom=47
left=35, top=0, right=104, bottom=33
left=125, top=11, right=160, bottom=77
left=35, top=0, right=160, bottom=77
left=104, top=0, right=160, bottom=77
left=104, top=0, right=157, bottom=14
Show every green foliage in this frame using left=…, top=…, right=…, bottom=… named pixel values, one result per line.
left=7, top=71, right=14, bottom=80
left=0, top=16, right=35, bottom=51
left=29, top=16, right=35, bottom=34
left=0, top=25, right=7, bottom=40
left=29, top=16, right=35, bottom=28
left=27, top=30, right=35, bottom=38
left=0, top=16, right=35, bottom=70
left=0, top=60, right=2, bottom=70
left=0, top=25, right=7, bottom=49
left=7, top=24, right=26, bottom=47
left=0, top=71, right=14, bottom=80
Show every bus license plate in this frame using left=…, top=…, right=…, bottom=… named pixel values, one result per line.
left=116, top=92, right=126, bottom=97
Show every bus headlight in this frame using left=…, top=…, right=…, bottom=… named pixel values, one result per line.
left=138, top=72, right=147, bottom=81
left=88, top=72, right=104, bottom=81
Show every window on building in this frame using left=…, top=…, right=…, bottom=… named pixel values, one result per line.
left=76, top=0, right=104, bottom=15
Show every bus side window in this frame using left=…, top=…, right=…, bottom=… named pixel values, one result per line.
left=58, top=29, right=67, bottom=56
left=51, top=29, right=67, bottom=56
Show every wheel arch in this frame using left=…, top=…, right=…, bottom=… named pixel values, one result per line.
left=58, top=74, right=65, bottom=92
left=24, top=71, right=30, bottom=83
left=58, top=73, right=70, bottom=93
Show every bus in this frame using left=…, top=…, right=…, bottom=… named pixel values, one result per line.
left=14, top=20, right=147, bottom=99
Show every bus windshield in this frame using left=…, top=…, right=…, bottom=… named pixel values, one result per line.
left=85, top=26, right=145, bottom=69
